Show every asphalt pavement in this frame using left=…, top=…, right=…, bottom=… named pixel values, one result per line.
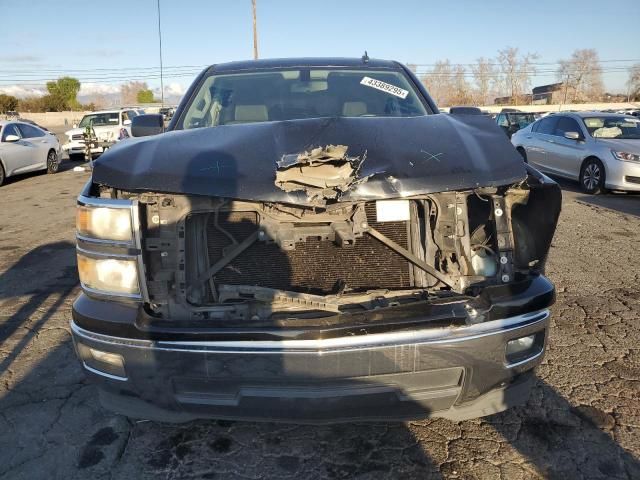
left=0, top=154, right=638, bottom=479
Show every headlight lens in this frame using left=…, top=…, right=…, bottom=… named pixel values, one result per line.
left=77, top=205, right=133, bottom=242
left=77, top=253, right=140, bottom=295
left=612, top=150, right=640, bottom=162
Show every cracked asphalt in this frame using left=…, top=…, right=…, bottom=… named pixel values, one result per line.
left=0, top=154, right=639, bottom=479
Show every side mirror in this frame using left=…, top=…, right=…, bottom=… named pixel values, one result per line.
left=123, top=119, right=132, bottom=126
left=72, top=123, right=78, bottom=129
left=131, top=114, right=164, bottom=137
left=564, top=131, right=582, bottom=141
left=4, top=134, right=20, bottom=142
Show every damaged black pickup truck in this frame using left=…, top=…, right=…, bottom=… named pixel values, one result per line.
left=71, top=58, right=561, bottom=423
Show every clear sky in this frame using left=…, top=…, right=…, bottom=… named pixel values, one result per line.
left=1, top=0, right=639, bottom=98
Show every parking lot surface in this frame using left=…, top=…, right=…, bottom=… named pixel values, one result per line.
left=0, top=158, right=639, bottom=479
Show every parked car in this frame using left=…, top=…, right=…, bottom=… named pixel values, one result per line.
left=63, top=109, right=138, bottom=160
left=0, top=120, right=61, bottom=185
left=496, top=111, right=536, bottom=138
left=72, top=57, right=561, bottom=423
left=17, top=118, right=51, bottom=132
left=512, top=112, right=640, bottom=194
left=159, top=107, right=174, bottom=120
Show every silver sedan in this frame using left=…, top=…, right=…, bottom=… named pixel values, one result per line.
left=0, top=120, right=61, bottom=186
left=511, top=112, right=640, bottom=194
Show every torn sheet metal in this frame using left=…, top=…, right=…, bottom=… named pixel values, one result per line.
left=92, top=115, right=527, bottom=205
left=274, top=145, right=365, bottom=204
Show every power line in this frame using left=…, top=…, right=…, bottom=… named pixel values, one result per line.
left=0, top=65, right=209, bottom=74
left=1, top=58, right=638, bottom=75
left=0, top=65, right=633, bottom=83
left=0, top=59, right=636, bottom=88
left=0, top=72, right=202, bottom=85
left=409, top=58, right=640, bottom=67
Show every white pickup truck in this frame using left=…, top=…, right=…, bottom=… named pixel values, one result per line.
left=62, top=109, right=139, bottom=159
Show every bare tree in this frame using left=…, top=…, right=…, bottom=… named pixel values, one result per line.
left=422, top=60, right=454, bottom=106
left=83, top=93, right=111, bottom=110
left=120, top=81, right=149, bottom=105
left=557, top=49, right=604, bottom=103
left=626, top=64, right=640, bottom=102
left=496, top=47, right=539, bottom=105
left=451, top=65, right=473, bottom=105
left=470, top=57, right=497, bottom=105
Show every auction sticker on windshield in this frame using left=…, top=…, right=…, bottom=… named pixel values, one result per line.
left=360, top=77, right=409, bottom=99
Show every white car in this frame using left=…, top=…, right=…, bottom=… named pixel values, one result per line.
left=512, top=112, right=640, bottom=193
left=62, top=109, right=138, bottom=159
left=0, top=120, right=61, bottom=186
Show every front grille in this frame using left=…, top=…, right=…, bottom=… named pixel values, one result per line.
left=71, top=134, right=84, bottom=141
left=197, top=203, right=411, bottom=295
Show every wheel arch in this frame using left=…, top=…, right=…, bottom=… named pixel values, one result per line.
left=580, top=155, right=606, bottom=178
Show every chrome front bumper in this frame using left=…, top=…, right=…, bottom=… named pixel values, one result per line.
left=71, top=309, right=549, bottom=423
left=606, top=158, right=640, bottom=191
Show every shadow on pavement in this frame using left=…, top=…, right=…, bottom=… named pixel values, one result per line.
left=0, top=241, right=78, bottom=376
left=2, top=156, right=80, bottom=186
left=552, top=176, right=640, bottom=218
left=487, top=377, right=640, bottom=480
left=0, top=246, right=637, bottom=478
left=0, top=233, right=638, bottom=478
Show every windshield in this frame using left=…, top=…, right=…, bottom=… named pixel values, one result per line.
left=509, top=113, right=535, bottom=128
left=78, top=112, right=119, bottom=128
left=180, top=68, right=428, bottom=129
left=583, top=116, right=640, bottom=139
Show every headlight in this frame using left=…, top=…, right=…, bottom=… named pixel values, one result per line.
left=612, top=150, right=640, bottom=163
left=77, top=253, right=140, bottom=295
left=77, top=205, right=133, bottom=242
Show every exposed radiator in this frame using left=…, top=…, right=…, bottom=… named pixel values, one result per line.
left=196, top=203, right=412, bottom=295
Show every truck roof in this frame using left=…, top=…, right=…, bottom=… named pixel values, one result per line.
left=209, top=57, right=402, bottom=74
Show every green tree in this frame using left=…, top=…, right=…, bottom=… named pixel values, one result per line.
left=41, top=94, right=66, bottom=112
left=0, top=94, right=19, bottom=113
left=45, top=76, right=81, bottom=110
left=137, top=89, right=156, bottom=103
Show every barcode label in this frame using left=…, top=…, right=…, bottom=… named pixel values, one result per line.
left=360, top=76, right=409, bottom=99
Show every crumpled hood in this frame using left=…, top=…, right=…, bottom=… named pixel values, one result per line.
left=92, top=115, right=527, bottom=204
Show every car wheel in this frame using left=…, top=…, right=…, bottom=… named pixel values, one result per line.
left=46, top=150, right=60, bottom=174
left=0, top=162, right=5, bottom=186
left=516, top=147, right=527, bottom=163
left=580, top=158, right=606, bottom=194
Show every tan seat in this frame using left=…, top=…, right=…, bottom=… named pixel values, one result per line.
left=231, top=105, right=269, bottom=124
left=342, top=101, right=367, bottom=117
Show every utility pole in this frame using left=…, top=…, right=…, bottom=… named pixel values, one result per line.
left=252, top=0, right=259, bottom=60
left=157, top=0, right=165, bottom=107
left=562, top=74, right=569, bottom=109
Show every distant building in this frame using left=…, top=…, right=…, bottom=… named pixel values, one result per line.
left=494, top=82, right=566, bottom=106
left=531, top=83, right=565, bottom=104
left=494, top=94, right=533, bottom=106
